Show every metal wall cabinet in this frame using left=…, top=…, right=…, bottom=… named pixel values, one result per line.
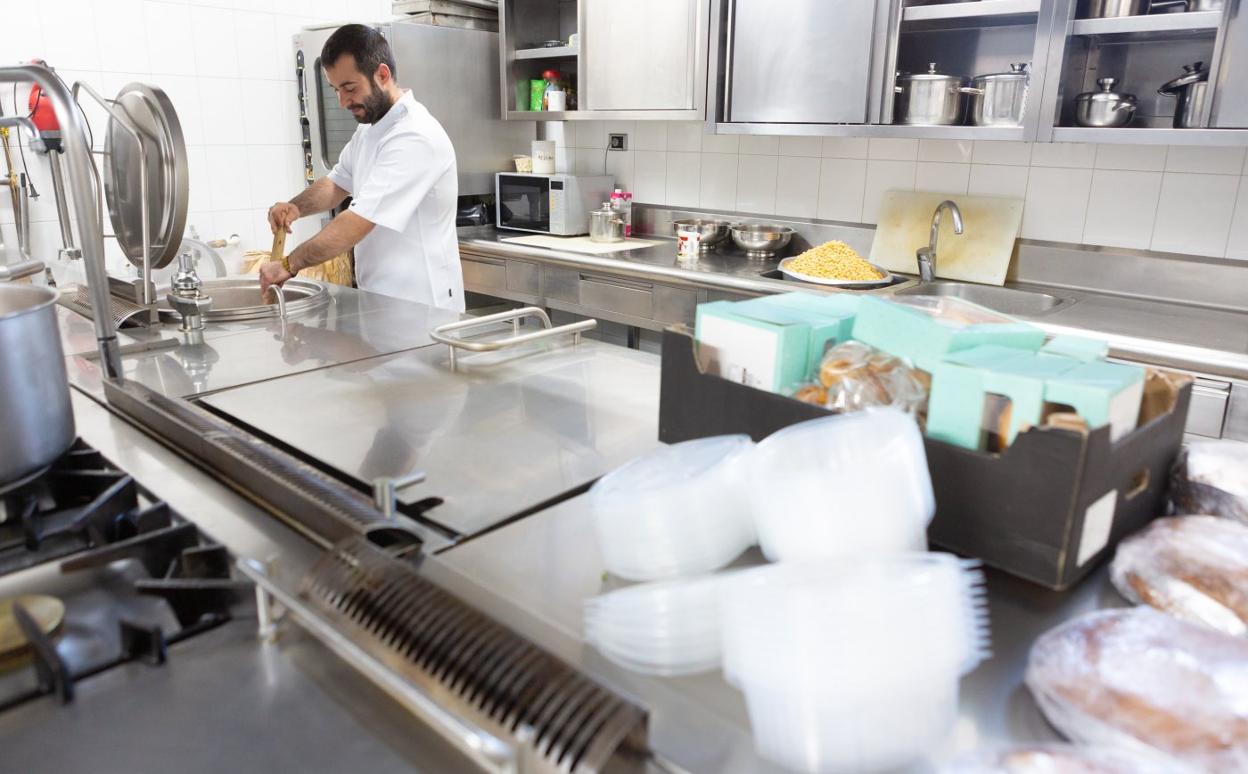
left=708, top=0, right=1060, bottom=140
left=1035, top=0, right=1248, bottom=145
left=499, top=0, right=710, bottom=121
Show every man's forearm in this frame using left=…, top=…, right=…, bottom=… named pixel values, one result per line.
left=288, top=210, right=374, bottom=273
left=289, top=177, right=348, bottom=217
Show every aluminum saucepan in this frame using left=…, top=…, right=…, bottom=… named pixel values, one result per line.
left=672, top=219, right=734, bottom=252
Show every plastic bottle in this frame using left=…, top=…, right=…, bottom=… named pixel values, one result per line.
left=610, top=188, right=633, bottom=237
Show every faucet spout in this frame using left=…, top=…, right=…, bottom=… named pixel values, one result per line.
left=916, top=200, right=965, bottom=284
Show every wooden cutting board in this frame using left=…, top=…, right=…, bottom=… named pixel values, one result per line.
left=868, top=191, right=1024, bottom=286
left=500, top=234, right=663, bottom=255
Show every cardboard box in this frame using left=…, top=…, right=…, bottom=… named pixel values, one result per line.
left=693, top=301, right=813, bottom=393
left=735, top=293, right=857, bottom=376
left=659, top=328, right=1192, bottom=590
left=1045, top=360, right=1146, bottom=443
left=852, top=296, right=1045, bottom=363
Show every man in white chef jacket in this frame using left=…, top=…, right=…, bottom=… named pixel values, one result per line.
left=260, top=24, right=464, bottom=312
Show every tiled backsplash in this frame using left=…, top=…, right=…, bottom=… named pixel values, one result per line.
left=560, top=122, right=1248, bottom=261
left=0, top=0, right=394, bottom=281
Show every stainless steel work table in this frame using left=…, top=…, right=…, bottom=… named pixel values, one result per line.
left=199, top=334, right=662, bottom=541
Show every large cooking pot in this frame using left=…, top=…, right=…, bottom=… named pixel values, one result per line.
left=966, top=63, right=1030, bottom=127
left=0, top=284, right=75, bottom=486
left=1158, top=62, right=1210, bottom=129
left=894, top=63, right=975, bottom=126
left=1074, top=77, right=1137, bottom=127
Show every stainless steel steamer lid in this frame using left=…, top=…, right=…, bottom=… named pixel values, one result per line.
left=103, top=82, right=189, bottom=272
left=896, top=62, right=965, bottom=83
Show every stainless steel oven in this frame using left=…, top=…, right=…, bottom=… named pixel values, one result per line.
left=495, top=173, right=614, bottom=236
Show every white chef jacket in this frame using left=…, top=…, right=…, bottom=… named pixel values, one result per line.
left=327, top=90, right=464, bottom=311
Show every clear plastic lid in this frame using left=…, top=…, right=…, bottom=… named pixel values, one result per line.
left=590, top=434, right=752, bottom=499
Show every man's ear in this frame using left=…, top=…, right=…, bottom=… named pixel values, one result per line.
left=375, top=63, right=393, bottom=87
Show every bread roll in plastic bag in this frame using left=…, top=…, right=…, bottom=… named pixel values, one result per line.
left=1170, top=440, right=1248, bottom=524
left=793, top=340, right=927, bottom=416
left=1025, top=607, right=1248, bottom=772
left=944, top=743, right=1188, bottom=774
left=1111, top=515, right=1248, bottom=637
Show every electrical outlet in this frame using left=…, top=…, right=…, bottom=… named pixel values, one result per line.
left=608, top=133, right=628, bottom=151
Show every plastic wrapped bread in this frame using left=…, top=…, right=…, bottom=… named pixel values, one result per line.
left=1170, top=440, right=1248, bottom=524
left=944, top=743, right=1185, bottom=774
left=1025, top=608, right=1248, bottom=772
left=1110, top=516, right=1248, bottom=637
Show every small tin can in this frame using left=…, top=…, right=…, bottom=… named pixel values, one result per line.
left=677, top=229, right=702, bottom=260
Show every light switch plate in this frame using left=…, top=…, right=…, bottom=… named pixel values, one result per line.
left=608, top=133, right=628, bottom=151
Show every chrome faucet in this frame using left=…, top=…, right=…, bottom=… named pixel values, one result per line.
left=166, top=249, right=213, bottom=332
left=916, top=200, right=965, bottom=283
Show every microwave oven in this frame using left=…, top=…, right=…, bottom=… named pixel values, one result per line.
left=495, top=173, right=614, bottom=236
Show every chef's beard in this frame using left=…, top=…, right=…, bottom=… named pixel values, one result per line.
left=350, top=82, right=395, bottom=124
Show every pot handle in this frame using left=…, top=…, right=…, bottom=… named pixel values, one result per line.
left=958, top=87, right=985, bottom=95
left=0, top=259, right=44, bottom=281
left=1113, top=102, right=1137, bottom=113
left=1149, top=0, right=1187, bottom=8
left=894, top=85, right=904, bottom=93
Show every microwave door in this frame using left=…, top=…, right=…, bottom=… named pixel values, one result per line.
left=499, top=178, right=550, bottom=232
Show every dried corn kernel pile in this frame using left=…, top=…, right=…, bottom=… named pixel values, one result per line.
left=787, top=240, right=883, bottom=281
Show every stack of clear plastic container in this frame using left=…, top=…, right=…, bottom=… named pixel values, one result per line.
left=583, top=574, right=725, bottom=676
left=747, top=408, right=935, bottom=562
left=589, top=435, right=756, bottom=581
left=718, top=554, right=990, bottom=774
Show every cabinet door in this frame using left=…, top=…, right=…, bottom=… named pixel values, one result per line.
left=1211, top=0, right=1248, bottom=128
left=726, top=0, right=876, bottom=124
left=582, top=0, right=700, bottom=111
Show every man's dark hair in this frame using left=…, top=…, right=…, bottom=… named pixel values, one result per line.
left=321, top=24, right=397, bottom=80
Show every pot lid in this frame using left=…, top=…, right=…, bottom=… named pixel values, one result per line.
left=975, top=62, right=1030, bottom=82
left=1158, top=62, right=1208, bottom=95
left=896, top=62, right=964, bottom=82
left=1076, top=77, right=1136, bottom=103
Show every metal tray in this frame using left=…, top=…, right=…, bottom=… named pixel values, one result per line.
left=777, top=256, right=895, bottom=288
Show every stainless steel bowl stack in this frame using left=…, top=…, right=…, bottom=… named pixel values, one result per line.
left=672, top=219, right=734, bottom=252
left=729, top=224, right=794, bottom=259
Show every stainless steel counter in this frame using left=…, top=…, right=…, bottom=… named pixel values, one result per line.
left=459, top=225, right=1248, bottom=383
left=198, top=334, right=662, bottom=541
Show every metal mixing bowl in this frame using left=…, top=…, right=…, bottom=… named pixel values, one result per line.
left=672, top=219, right=734, bottom=252
left=729, top=224, right=794, bottom=259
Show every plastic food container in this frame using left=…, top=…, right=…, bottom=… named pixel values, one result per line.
left=746, top=408, right=935, bottom=562
left=589, top=435, right=755, bottom=581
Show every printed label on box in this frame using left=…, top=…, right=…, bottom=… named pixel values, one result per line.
left=1077, top=490, right=1118, bottom=566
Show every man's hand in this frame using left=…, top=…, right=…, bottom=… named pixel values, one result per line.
left=258, top=260, right=293, bottom=297
left=268, top=202, right=301, bottom=234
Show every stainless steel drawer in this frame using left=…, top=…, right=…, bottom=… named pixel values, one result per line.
left=579, top=275, right=654, bottom=320
left=542, top=266, right=580, bottom=303
left=1187, top=379, right=1231, bottom=438
left=461, top=256, right=506, bottom=291
left=653, top=285, right=697, bottom=326
left=506, top=260, right=539, bottom=296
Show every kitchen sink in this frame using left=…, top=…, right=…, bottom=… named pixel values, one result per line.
left=894, top=282, right=1074, bottom=317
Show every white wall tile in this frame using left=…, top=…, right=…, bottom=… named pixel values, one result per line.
left=699, top=153, right=738, bottom=212
left=973, top=140, right=1032, bottom=166
left=817, top=158, right=866, bottom=223
left=736, top=154, right=778, bottom=214
left=604, top=121, right=636, bottom=148
left=701, top=133, right=739, bottom=154
left=186, top=146, right=212, bottom=212
left=1022, top=167, right=1092, bottom=242
left=0, top=4, right=46, bottom=64
left=246, top=145, right=290, bottom=209
left=577, top=121, right=605, bottom=149
left=1151, top=172, right=1240, bottom=257
left=665, top=152, right=702, bottom=207
left=145, top=2, right=198, bottom=76
left=97, top=0, right=151, bottom=74
left=40, top=0, right=100, bottom=71
left=574, top=149, right=606, bottom=176
left=205, top=146, right=252, bottom=211
left=1165, top=146, right=1247, bottom=175
left=1082, top=170, right=1162, bottom=250
left=235, top=12, right=280, bottom=82
left=153, top=75, right=205, bottom=147
left=739, top=135, right=779, bottom=155
left=918, top=140, right=972, bottom=164
left=1227, top=178, right=1248, bottom=260
left=868, top=138, right=918, bottom=161
left=605, top=149, right=635, bottom=192
left=633, top=151, right=667, bottom=205
left=968, top=164, right=1029, bottom=199
left=1029, top=142, right=1096, bottom=168
left=200, top=78, right=246, bottom=144
left=862, top=160, right=916, bottom=223
left=778, top=136, right=822, bottom=158
left=1095, top=144, right=1167, bottom=172
left=242, top=79, right=288, bottom=144
left=822, top=137, right=869, bottom=159
left=667, top=122, right=703, bottom=153
left=633, top=122, right=668, bottom=152
left=775, top=157, right=819, bottom=219
left=915, top=162, right=970, bottom=195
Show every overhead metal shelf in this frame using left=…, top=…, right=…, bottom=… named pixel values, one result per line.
left=902, top=0, right=1042, bottom=30
left=1067, top=11, right=1222, bottom=41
